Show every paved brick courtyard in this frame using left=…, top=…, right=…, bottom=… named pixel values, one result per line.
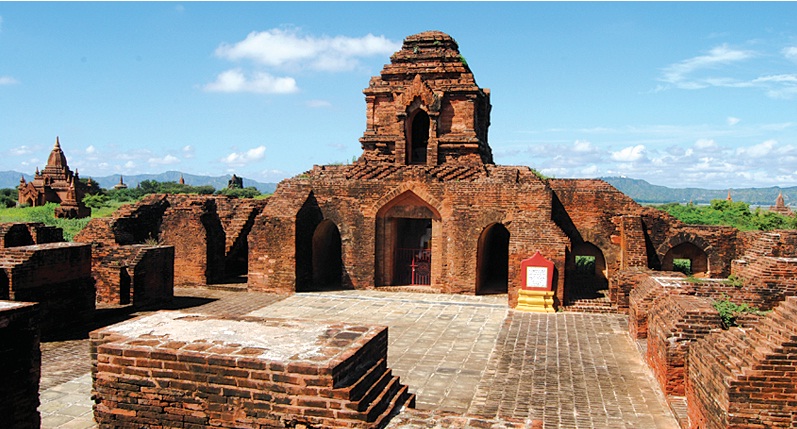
left=39, top=287, right=678, bottom=428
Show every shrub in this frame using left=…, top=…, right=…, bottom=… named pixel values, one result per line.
left=712, top=297, right=766, bottom=329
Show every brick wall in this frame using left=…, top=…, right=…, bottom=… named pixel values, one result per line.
left=91, top=313, right=414, bottom=428
left=249, top=165, right=572, bottom=307
left=91, top=244, right=174, bottom=307
left=0, top=242, right=95, bottom=336
left=687, top=296, right=797, bottom=429
left=0, top=301, right=40, bottom=429
left=627, top=274, right=686, bottom=339
left=0, top=222, right=64, bottom=247
left=646, top=294, right=721, bottom=396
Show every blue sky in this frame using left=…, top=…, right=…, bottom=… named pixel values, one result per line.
left=2, top=2, right=797, bottom=189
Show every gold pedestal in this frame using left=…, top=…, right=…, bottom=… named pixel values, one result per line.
left=516, top=289, right=555, bottom=313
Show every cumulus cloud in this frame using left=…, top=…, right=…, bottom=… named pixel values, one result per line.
left=215, top=28, right=399, bottom=72
left=148, top=154, right=180, bottom=165
left=85, top=145, right=96, bottom=154
left=694, top=138, right=718, bottom=150
left=222, top=145, right=266, bottom=166
left=611, top=144, right=647, bottom=162
left=0, top=76, right=18, bottom=85
left=182, top=145, right=195, bottom=159
left=204, top=69, right=298, bottom=94
left=739, top=139, right=777, bottom=158
left=726, top=117, right=740, bottom=126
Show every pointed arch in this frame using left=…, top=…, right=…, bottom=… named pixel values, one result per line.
left=407, top=109, right=429, bottom=164
left=476, top=223, right=510, bottom=295
left=656, top=232, right=715, bottom=277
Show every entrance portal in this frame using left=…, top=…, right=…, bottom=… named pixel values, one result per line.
left=394, top=218, right=432, bottom=285
left=663, top=242, right=708, bottom=277
left=312, top=220, right=343, bottom=290
left=566, top=242, right=608, bottom=303
left=476, top=223, right=509, bottom=294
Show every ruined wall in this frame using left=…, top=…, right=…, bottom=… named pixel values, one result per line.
left=91, top=244, right=174, bottom=307
left=646, top=295, right=721, bottom=396
left=0, top=301, right=40, bottom=429
left=730, top=231, right=797, bottom=310
left=687, top=296, right=797, bottom=429
left=0, top=242, right=94, bottom=335
left=249, top=164, right=571, bottom=307
left=0, top=222, right=63, bottom=248
left=214, top=196, right=268, bottom=276
left=160, top=196, right=225, bottom=286
left=549, top=179, right=643, bottom=280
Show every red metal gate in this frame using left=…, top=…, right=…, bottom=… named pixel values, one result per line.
left=396, top=248, right=431, bottom=285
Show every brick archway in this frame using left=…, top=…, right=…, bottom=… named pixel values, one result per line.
left=476, top=223, right=510, bottom=295
left=374, top=190, right=442, bottom=287
left=656, top=233, right=716, bottom=277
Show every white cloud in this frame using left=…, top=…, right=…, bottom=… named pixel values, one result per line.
left=739, top=139, right=777, bottom=158
left=660, top=44, right=753, bottom=89
left=182, top=145, right=195, bottom=159
left=0, top=76, right=18, bottom=85
left=204, top=69, right=298, bottom=94
left=783, top=46, right=797, bottom=62
left=694, top=138, right=717, bottom=149
left=148, top=154, right=180, bottom=165
left=215, top=28, right=399, bottom=72
left=726, top=117, right=740, bottom=126
left=611, top=144, right=647, bottom=162
left=222, top=145, right=266, bottom=166
left=123, top=161, right=136, bottom=169
left=573, top=140, right=597, bottom=153
left=85, top=145, right=96, bottom=154
left=10, top=145, right=34, bottom=156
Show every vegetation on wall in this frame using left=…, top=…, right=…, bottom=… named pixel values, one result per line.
left=658, top=199, right=797, bottom=231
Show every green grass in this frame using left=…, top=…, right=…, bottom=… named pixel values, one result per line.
left=0, top=202, right=129, bottom=241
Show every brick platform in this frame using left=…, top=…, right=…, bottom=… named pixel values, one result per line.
left=91, top=312, right=414, bottom=428
left=0, top=301, right=41, bottom=429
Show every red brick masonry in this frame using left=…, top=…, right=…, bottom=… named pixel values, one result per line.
left=0, top=301, right=40, bottom=429
left=91, top=312, right=414, bottom=428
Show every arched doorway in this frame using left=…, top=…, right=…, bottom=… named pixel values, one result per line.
left=566, top=242, right=608, bottom=302
left=311, top=220, right=343, bottom=290
left=408, top=110, right=429, bottom=164
left=663, top=242, right=708, bottom=277
left=476, top=223, right=510, bottom=295
left=375, top=190, right=441, bottom=287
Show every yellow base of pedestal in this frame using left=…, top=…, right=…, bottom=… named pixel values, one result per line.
left=516, top=289, right=555, bottom=313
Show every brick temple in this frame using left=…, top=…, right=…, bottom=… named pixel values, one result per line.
left=17, top=137, right=93, bottom=218
left=247, top=31, right=739, bottom=309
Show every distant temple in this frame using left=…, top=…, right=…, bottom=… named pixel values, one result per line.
left=769, top=192, right=793, bottom=216
left=113, top=176, right=128, bottom=190
left=228, top=174, right=243, bottom=189
left=18, top=137, right=93, bottom=218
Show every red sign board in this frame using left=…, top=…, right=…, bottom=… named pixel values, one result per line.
left=520, top=251, right=554, bottom=291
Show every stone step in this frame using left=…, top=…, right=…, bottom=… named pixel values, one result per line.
left=341, top=358, right=389, bottom=403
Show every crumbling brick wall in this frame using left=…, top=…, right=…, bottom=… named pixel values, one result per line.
left=160, top=196, right=225, bottom=286
left=0, top=301, right=40, bottom=429
left=91, top=244, right=174, bottom=307
left=214, top=196, right=267, bottom=277
left=687, top=296, right=797, bottom=429
left=646, top=294, right=722, bottom=396
left=0, top=242, right=94, bottom=336
left=0, top=222, right=63, bottom=247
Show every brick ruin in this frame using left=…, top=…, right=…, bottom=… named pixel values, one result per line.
left=91, top=312, right=415, bottom=428
left=76, top=194, right=266, bottom=288
left=0, top=301, right=40, bottom=429
left=626, top=229, right=797, bottom=428
left=17, top=137, right=96, bottom=218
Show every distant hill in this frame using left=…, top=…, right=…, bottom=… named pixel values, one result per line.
left=0, top=170, right=278, bottom=194
left=601, top=177, right=796, bottom=206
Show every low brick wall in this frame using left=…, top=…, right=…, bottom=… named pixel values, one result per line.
left=628, top=275, right=686, bottom=339
left=91, top=312, right=414, bottom=428
left=1, top=242, right=95, bottom=336
left=646, top=295, right=721, bottom=396
left=91, top=244, right=174, bottom=307
left=687, top=296, right=797, bottom=429
left=0, top=301, right=40, bottom=429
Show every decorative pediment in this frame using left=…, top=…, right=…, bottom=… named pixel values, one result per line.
left=397, top=75, right=441, bottom=113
